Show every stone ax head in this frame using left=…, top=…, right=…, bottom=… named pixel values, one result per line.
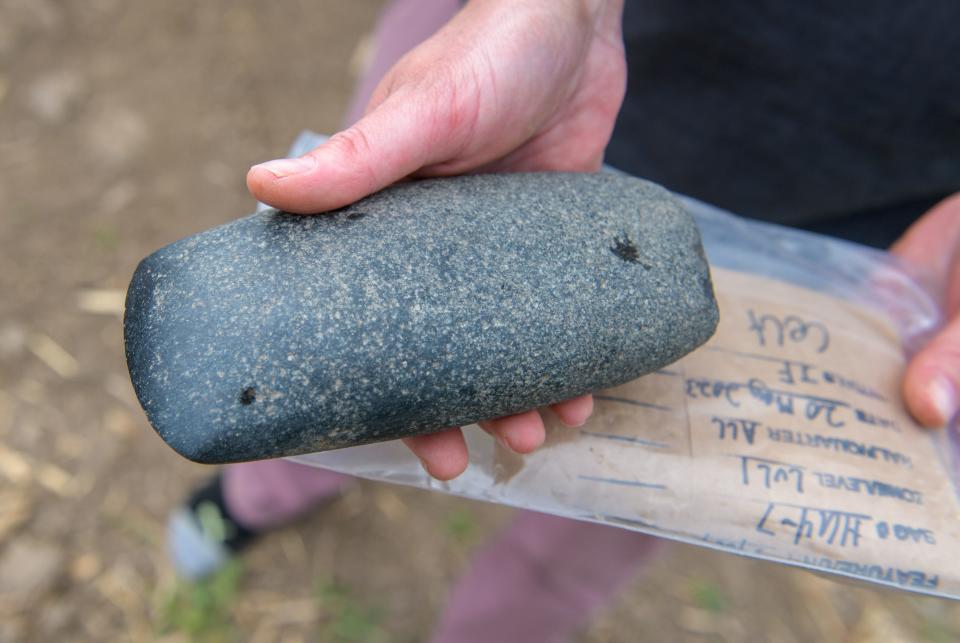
left=124, top=173, right=718, bottom=463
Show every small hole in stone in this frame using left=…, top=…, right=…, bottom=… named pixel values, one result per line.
left=239, top=387, right=257, bottom=405
left=346, top=211, right=367, bottom=220
left=610, top=234, right=650, bottom=268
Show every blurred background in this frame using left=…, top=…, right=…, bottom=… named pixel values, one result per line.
left=1, top=1, right=960, bottom=641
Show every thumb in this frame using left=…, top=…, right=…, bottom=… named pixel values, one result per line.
left=894, top=194, right=960, bottom=427
left=891, top=193, right=960, bottom=314
left=903, top=314, right=960, bottom=427
left=247, top=92, right=450, bottom=214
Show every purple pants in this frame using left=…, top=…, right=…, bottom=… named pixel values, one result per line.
left=225, top=2, right=663, bottom=639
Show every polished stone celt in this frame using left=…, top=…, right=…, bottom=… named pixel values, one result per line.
left=124, top=173, right=718, bottom=463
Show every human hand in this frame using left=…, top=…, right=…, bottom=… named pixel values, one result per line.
left=891, top=193, right=960, bottom=428
left=246, top=0, right=626, bottom=479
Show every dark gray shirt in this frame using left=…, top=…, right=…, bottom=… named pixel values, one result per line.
left=605, top=1, right=960, bottom=247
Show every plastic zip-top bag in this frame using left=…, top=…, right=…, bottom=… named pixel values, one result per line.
left=278, top=132, right=960, bottom=599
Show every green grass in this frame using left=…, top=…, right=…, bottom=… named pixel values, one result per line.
left=920, top=618, right=958, bottom=643
left=156, top=560, right=244, bottom=643
left=690, top=578, right=728, bottom=613
left=444, top=508, right=478, bottom=545
left=315, top=578, right=386, bottom=642
left=93, top=225, right=119, bottom=251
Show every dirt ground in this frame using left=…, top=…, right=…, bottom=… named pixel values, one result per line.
left=2, top=1, right=960, bottom=641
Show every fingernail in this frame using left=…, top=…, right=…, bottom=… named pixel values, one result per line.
left=929, top=376, right=957, bottom=426
left=566, top=411, right=590, bottom=428
left=567, top=409, right=592, bottom=428
left=251, top=156, right=316, bottom=178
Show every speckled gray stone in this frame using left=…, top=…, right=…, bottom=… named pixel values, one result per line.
left=124, top=173, right=718, bottom=463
